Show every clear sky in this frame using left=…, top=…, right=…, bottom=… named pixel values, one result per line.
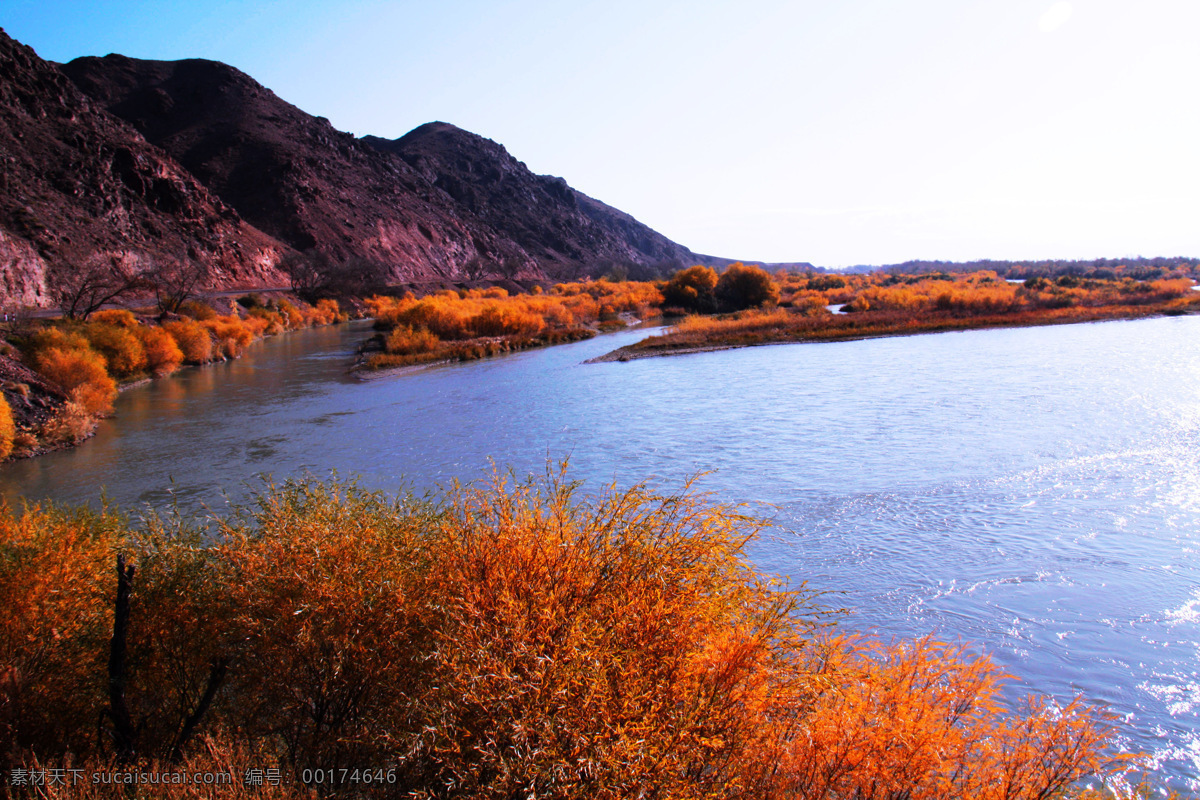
left=3, top=0, right=1197, bottom=266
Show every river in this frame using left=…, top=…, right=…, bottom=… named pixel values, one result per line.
left=2, top=316, right=1198, bottom=786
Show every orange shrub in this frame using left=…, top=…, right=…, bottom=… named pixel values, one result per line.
left=135, top=325, right=184, bottom=376
left=25, top=326, right=91, bottom=354
left=202, top=316, right=255, bottom=358
left=36, top=399, right=97, bottom=446
left=241, top=315, right=272, bottom=337
left=305, top=298, right=343, bottom=326
left=0, top=503, right=122, bottom=759
left=757, top=635, right=1120, bottom=798
left=247, top=307, right=286, bottom=335
left=89, top=309, right=138, bottom=328
left=0, top=394, right=13, bottom=459
left=472, top=303, right=545, bottom=336
left=163, top=319, right=214, bottom=364
left=177, top=300, right=218, bottom=321
left=663, top=265, right=719, bottom=312
left=83, top=323, right=147, bottom=379
left=716, top=263, right=780, bottom=311
left=559, top=291, right=599, bottom=321
left=31, top=346, right=117, bottom=416
left=385, top=325, right=440, bottom=355
left=367, top=284, right=650, bottom=346
left=0, top=472, right=1129, bottom=794
left=541, top=301, right=574, bottom=328
left=276, top=300, right=305, bottom=330
left=786, top=290, right=834, bottom=314
left=397, top=297, right=474, bottom=339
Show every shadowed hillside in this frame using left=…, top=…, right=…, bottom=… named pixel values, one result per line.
left=0, top=29, right=286, bottom=309
left=366, top=122, right=709, bottom=278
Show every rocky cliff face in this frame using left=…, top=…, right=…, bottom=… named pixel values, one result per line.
left=0, top=27, right=717, bottom=308
left=0, top=29, right=286, bottom=309
left=63, top=56, right=709, bottom=282
left=366, top=123, right=705, bottom=277
left=62, top=55, right=536, bottom=282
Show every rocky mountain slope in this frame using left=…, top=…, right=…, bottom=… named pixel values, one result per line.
left=61, top=54, right=535, bottom=282
left=0, top=26, right=720, bottom=309
left=63, top=56, right=709, bottom=283
left=0, top=28, right=286, bottom=309
left=365, top=123, right=705, bottom=277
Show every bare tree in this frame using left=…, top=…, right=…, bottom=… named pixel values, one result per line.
left=50, top=254, right=147, bottom=320
left=498, top=255, right=526, bottom=280
left=146, top=254, right=210, bottom=315
left=463, top=255, right=489, bottom=281
left=281, top=250, right=391, bottom=301
left=335, top=256, right=391, bottom=296
left=279, top=250, right=333, bottom=301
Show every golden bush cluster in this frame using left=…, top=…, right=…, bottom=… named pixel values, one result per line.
left=0, top=395, right=13, bottom=460
left=361, top=285, right=644, bottom=369
left=0, top=472, right=1127, bottom=798
left=622, top=270, right=1200, bottom=358
left=7, top=298, right=345, bottom=458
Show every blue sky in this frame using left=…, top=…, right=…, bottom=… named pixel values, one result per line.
left=4, top=0, right=1198, bottom=266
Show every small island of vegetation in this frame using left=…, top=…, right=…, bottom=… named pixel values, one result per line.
left=592, top=264, right=1200, bottom=362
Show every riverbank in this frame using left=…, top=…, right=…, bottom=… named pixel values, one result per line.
left=0, top=295, right=351, bottom=461
left=356, top=283, right=660, bottom=372
left=591, top=296, right=1200, bottom=362
left=3, top=309, right=1199, bottom=785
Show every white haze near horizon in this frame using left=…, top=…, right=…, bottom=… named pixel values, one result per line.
left=5, top=0, right=1198, bottom=267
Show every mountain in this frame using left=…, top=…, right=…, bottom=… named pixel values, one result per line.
left=0, top=26, right=719, bottom=308
left=62, top=55, right=709, bottom=282
left=364, top=123, right=705, bottom=277
left=61, top=55, right=534, bottom=282
left=0, top=29, right=285, bottom=309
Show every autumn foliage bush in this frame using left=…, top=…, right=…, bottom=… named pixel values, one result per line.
left=27, top=332, right=117, bottom=416
left=0, top=472, right=1128, bottom=798
left=201, top=316, right=255, bottom=359
left=89, top=309, right=139, bottom=328
left=83, top=324, right=147, bottom=379
left=384, top=324, right=440, bottom=355
left=135, top=326, right=184, bottom=376
left=663, top=265, right=719, bottom=312
left=612, top=270, right=1200, bottom=361
left=363, top=286, right=614, bottom=368
left=715, top=263, right=781, bottom=311
left=0, top=395, right=13, bottom=459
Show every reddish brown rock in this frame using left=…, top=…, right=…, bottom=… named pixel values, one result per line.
left=62, top=56, right=714, bottom=282
left=0, top=28, right=288, bottom=310
left=62, top=55, right=533, bottom=282
left=366, top=122, right=707, bottom=278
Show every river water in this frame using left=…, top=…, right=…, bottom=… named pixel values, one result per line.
left=2, top=317, right=1198, bottom=786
